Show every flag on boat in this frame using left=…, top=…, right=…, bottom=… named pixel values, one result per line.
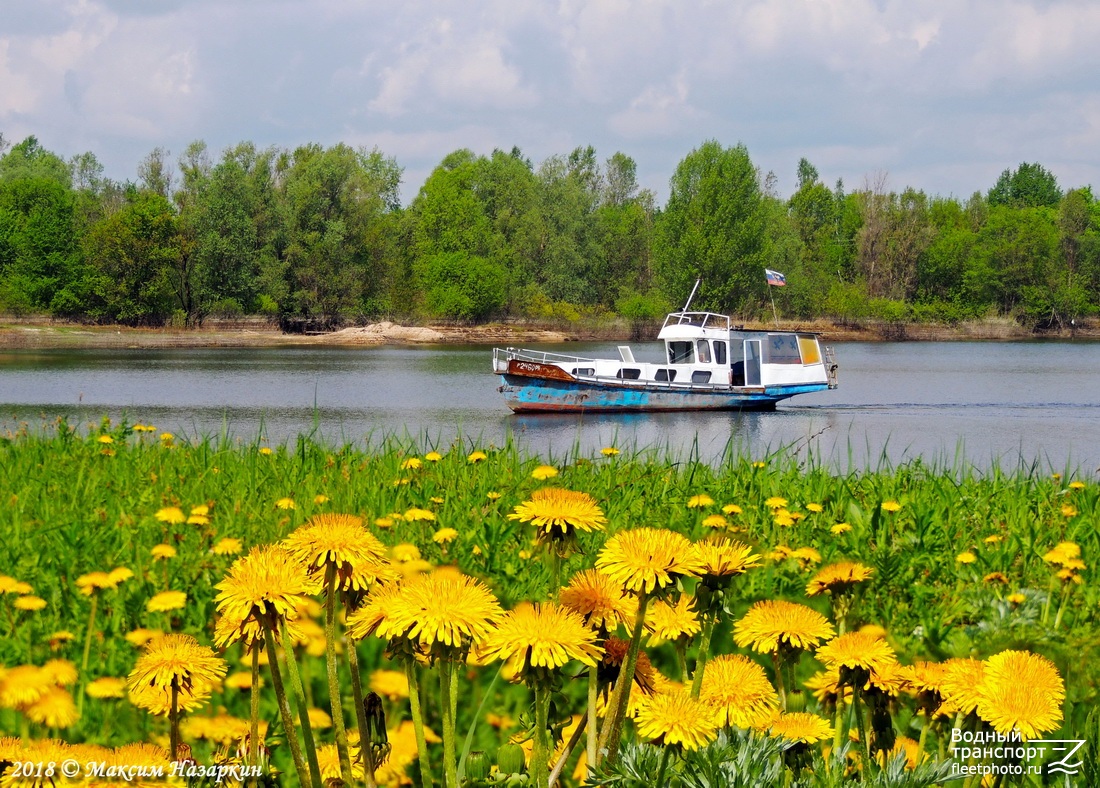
left=765, top=269, right=787, bottom=287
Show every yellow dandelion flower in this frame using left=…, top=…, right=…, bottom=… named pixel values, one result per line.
left=983, top=572, right=1009, bottom=584
left=752, top=461, right=766, bottom=468
left=212, top=537, right=243, bottom=556
left=368, top=572, right=502, bottom=652
left=634, top=689, right=721, bottom=751
left=806, top=561, right=873, bottom=596
left=403, top=507, right=436, bottom=522
left=1060, top=504, right=1077, bottom=517
left=275, top=497, right=296, bottom=510
left=790, top=546, right=822, bottom=567
left=258, top=446, right=273, bottom=455
left=1042, top=541, right=1080, bottom=565
left=976, top=650, right=1064, bottom=739
left=0, top=575, right=19, bottom=594
left=401, top=457, right=423, bottom=470
left=817, top=632, right=897, bottom=676
left=687, top=494, right=715, bottom=508
left=487, top=491, right=502, bottom=501
left=214, top=545, right=318, bottom=644
left=806, top=503, right=824, bottom=513
left=956, top=551, right=977, bottom=564
left=0, top=665, right=54, bottom=707
left=425, top=451, right=443, bottom=462
left=481, top=603, right=600, bottom=672
left=146, top=590, right=187, bottom=612
left=596, top=528, right=703, bottom=595
left=937, top=658, right=986, bottom=717
left=11, top=581, right=32, bottom=594
left=694, top=538, right=762, bottom=579
left=767, top=712, right=833, bottom=744
left=700, top=653, right=780, bottom=728
left=1068, top=480, right=1085, bottom=490
left=1006, top=592, right=1027, bottom=604
left=433, top=528, right=458, bottom=544
left=391, top=543, right=421, bottom=563
left=154, top=507, right=186, bottom=524
left=369, top=669, right=409, bottom=701
left=881, top=500, right=902, bottom=512
left=41, top=659, right=78, bottom=686
left=983, top=534, right=1004, bottom=545
left=765, top=497, right=788, bottom=509
left=187, top=513, right=209, bottom=525
left=831, top=523, right=852, bottom=535
left=531, top=465, right=559, bottom=480
left=509, top=488, right=607, bottom=539
left=283, top=512, right=389, bottom=590
left=124, top=628, right=163, bottom=648
left=722, top=504, right=743, bottom=515
left=601, top=447, right=620, bottom=456
left=430, top=496, right=444, bottom=504
left=314, top=494, right=330, bottom=504
left=15, top=595, right=47, bottom=611
left=646, top=595, right=701, bottom=646
left=127, top=634, right=227, bottom=693
left=24, top=687, right=79, bottom=728
left=467, top=450, right=488, bottom=463
left=150, top=543, right=176, bottom=559
left=773, top=511, right=795, bottom=527
left=867, top=660, right=911, bottom=696
left=86, top=677, right=127, bottom=699
left=308, top=707, right=332, bottom=729
left=159, top=431, right=175, bottom=443
left=224, top=672, right=257, bottom=690
left=374, top=516, right=394, bottom=529
left=560, top=569, right=634, bottom=632
left=733, top=600, right=835, bottom=654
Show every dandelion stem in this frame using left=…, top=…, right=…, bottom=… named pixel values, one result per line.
left=249, top=645, right=260, bottom=786
left=262, top=625, right=311, bottom=788
left=586, top=663, right=599, bottom=776
left=532, top=682, right=552, bottom=788
left=280, top=624, right=322, bottom=788
left=322, top=565, right=354, bottom=785
left=77, top=593, right=99, bottom=716
left=852, top=686, right=871, bottom=783
left=346, top=639, right=377, bottom=788
left=689, top=615, right=715, bottom=698
left=772, top=651, right=788, bottom=711
left=169, top=678, right=180, bottom=761
left=440, top=660, right=459, bottom=788
left=550, top=713, right=587, bottom=788
left=404, top=656, right=432, bottom=788
left=598, top=590, right=650, bottom=766
left=654, top=744, right=673, bottom=788
left=549, top=548, right=561, bottom=602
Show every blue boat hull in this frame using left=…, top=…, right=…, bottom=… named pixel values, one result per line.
left=498, top=375, right=829, bottom=413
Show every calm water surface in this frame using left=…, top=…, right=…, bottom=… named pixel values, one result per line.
left=2, top=340, right=1099, bottom=472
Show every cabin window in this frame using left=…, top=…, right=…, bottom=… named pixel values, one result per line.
left=668, top=342, right=693, bottom=364
left=696, top=340, right=711, bottom=363
left=655, top=368, right=677, bottom=382
left=691, top=371, right=712, bottom=384
left=616, top=368, right=641, bottom=380
left=713, top=341, right=727, bottom=365
left=797, top=336, right=821, bottom=365
left=764, top=334, right=802, bottom=364
left=571, top=367, right=595, bottom=376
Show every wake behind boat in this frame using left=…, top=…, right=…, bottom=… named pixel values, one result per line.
left=492, top=310, right=838, bottom=413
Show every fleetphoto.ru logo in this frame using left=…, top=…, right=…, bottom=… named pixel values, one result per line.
left=950, top=729, right=1086, bottom=778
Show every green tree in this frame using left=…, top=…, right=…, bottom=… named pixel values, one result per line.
left=420, top=251, right=508, bottom=320
left=82, top=189, right=179, bottom=324
left=987, top=162, right=1062, bottom=209
left=654, top=140, right=772, bottom=314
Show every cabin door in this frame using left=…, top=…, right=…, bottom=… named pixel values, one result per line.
left=744, top=340, right=762, bottom=386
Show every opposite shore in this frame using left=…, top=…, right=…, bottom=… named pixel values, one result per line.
left=1, top=315, right=1098, bottom=349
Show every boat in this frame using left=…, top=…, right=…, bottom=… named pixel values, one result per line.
left=492, top=310, right=838, bottom=414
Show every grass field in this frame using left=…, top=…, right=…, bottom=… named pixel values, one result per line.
left=0, top=418, right=1097, bottom=786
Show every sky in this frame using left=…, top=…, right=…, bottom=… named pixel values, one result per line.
left=3, top=0, right=1099, bottom=206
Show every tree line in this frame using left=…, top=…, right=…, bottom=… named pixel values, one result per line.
left=1, top=132, right=1097, bottom=330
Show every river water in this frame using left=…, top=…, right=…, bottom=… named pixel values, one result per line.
left=1, top=340, right=1099, bottom=472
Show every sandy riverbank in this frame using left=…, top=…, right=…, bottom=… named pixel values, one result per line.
left=0, top=316, right=1095, bottom=349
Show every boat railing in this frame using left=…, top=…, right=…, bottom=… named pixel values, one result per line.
left=494, top=347, right=600, bottom=367
left=661, top=311, right=731, bottom=331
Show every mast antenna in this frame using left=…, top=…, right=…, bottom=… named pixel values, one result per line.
left=682, top=278, right=701, bottom=312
